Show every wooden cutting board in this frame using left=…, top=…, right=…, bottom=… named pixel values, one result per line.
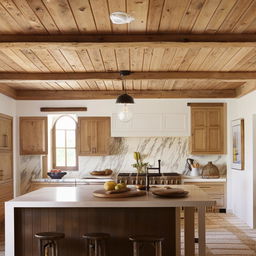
left=93, top=189, right=146, bottom=198
left=152, top=188, right=189, bottom=198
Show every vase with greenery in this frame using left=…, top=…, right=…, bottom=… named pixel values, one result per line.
left=132, top=152, right=148, bottom=184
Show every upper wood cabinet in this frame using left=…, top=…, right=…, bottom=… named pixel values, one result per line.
left=0, top=114, right=12, bottom=151
left=189, top=103, right=226, bottom=155
left=20, top=117, right=48, bottom=155
left=78, top=117, right=110, bottom=156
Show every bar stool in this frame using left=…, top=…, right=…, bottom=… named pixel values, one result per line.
left=129, top=235, right=164, bottom=256
left=82, top=233, right=110, bottom=256
left=35, top=232, right=65, bottom=256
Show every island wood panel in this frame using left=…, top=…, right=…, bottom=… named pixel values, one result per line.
left=15, top=207, right=176, bottom=256
left=1, top=47, right=256, bottom=74
left=0, top=0, right=255, bottom=34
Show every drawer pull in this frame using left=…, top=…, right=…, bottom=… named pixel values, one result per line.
left=3, top=134, right=7, bottom=147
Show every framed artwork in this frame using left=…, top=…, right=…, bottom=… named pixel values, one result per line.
left=231, top=119, right=244, bottom=170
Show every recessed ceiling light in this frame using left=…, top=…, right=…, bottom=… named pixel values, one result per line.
left=110, top=12, right=135, bottom=24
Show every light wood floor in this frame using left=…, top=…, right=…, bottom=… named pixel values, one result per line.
left=1, top=213, right=256, bottom=256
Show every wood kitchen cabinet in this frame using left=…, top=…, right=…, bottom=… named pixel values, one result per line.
left=78, top=117, right=110, bottom=156
left=189, top=103, right=226, bottom=155
left=0, top=114, right=12, bottom=151
left=0, top=113, right=13, bottom=238
left=20, top=117, right=48, bottom=155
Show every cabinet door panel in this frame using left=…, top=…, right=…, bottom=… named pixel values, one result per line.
left=78, top=117, right=110, bottom=156
left=78, top=118, right=93, bottom=155
left=193, top=128, right=207, bottom=152
left=191, top=109, right=207, bottom=127
left=190, top=105, right=225, bottom=154
left=95, top=119, right=110, bottom=155
left=20, top=117, right=48, bottom=155
left=0, top=114, right=12, bottom=151
left=208, top=127, right=221, bottom=152
left=208, top=109, right=221, bottom=127
left=0, top=152, right=12, bottom=182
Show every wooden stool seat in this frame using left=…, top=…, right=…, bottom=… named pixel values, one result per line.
left=35, top=232, right=65, bottom=240
left=129, top=235, right=164, bottom=243
left=35, top=232, right=65, bottom=256
left=129, top=235, right=164, bottom=256
left=82, top=233, right=110, bottom=240
left=82, top=233, right=110, bottom=256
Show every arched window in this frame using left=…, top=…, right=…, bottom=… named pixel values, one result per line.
left=52, top=115, right=78, bottom=170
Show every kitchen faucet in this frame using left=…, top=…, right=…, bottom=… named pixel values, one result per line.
left=146, top=160, right=161, bottom=191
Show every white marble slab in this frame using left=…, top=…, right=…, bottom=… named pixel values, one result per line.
left=7, top=185, right=215, bottom=208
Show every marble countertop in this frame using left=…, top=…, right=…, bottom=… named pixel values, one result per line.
left=182, top=176, right=226, bottom=183
left=32, top=176, right=226, bottom=183
left=32, top=178, right=113, bottom=183
left=6, top=185, right=215, bottom=208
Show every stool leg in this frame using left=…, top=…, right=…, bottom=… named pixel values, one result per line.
left=53, top=241, right=58, bottom=256
left=95, top=240, right=98, bottom=256
left=89, top=240, right=94, bottom=256
left=38, top=240, right=44, bottom=256
left=154, top=241, right=162, bottom=256
left=132, top=241, right=140, bottom=256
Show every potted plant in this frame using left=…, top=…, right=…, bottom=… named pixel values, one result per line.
left=132, top=152, right=148, bottom=184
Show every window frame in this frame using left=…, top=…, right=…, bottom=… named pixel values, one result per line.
left=52, top=115, right=78, bottom=171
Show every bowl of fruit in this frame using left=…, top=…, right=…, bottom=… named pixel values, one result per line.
left=47, top=169, right=67, bottom=179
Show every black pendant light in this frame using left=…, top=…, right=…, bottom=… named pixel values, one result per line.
left=116, top=71, right=134, bottom=104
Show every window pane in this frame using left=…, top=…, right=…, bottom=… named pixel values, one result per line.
left=56, top=130, right=65, bottom=147
left=67, top=149, right=76, bottom=167
left=56, top=116, right=76, bottom=129
left=66, top=130, right=76, bottom=147
left=56, top=149, right=65, bottom=166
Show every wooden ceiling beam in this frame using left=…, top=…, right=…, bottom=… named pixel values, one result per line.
left=236, top=81, right=256, bottom=98
left=0, top=84, right=16, bottom=99
left=0, top=34, right=256, bottom=49
left=15, top=89, right=236, bottom=100
left=1, top=72, right=256, bottom=82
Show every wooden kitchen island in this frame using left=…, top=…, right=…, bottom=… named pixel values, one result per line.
left=5, top=185, right=215, bottom=256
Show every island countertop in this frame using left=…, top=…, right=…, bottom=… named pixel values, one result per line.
left=6, top=185, right=215, bottom=208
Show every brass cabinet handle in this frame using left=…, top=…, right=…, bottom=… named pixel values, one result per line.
left=3, top=134, right=7, bottom=147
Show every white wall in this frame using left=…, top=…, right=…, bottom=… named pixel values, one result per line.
left=227, top=91, right=256, bottom=228
left=0, top=94, right=18, bottom=195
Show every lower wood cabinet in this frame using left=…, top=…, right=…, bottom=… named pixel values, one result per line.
left=0, top=151, right=13, bottom=182
left=183, top=181, right=226, bottom=212
left=0, top=180, right=13, bottom=231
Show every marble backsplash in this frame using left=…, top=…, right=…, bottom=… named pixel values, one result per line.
left=20, top=137, right=227, bottom=193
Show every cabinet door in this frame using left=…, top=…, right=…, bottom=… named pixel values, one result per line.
left=0, top=114, right=12, bottom=151
left=78, top=117, right=110, bottom=156
left=0, top=152, right=12, bottom=182
left=20, top=117, right=48, bottom=155
left=207, top=108, right=223, bottom=153
left=191, top=109, right=207, bottom=153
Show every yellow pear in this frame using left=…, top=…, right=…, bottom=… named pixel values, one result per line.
left=104, top=181, right=117, bottom=191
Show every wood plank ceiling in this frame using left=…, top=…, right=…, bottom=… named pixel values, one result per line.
left=0, top=0, right=256, bottom=99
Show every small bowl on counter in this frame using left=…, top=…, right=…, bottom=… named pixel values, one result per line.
left=47, top=170, right=67, bottom=179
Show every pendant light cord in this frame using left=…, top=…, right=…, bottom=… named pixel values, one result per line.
left=120, top=73, right=126, bottom=93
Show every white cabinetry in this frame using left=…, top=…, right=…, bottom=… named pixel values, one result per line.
left=111, top=112, right=189, bottom=137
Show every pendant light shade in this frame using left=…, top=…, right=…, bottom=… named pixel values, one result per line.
left=116, top=71, right=134, bottom=122
left=116, top=93, right=134, bottom=104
